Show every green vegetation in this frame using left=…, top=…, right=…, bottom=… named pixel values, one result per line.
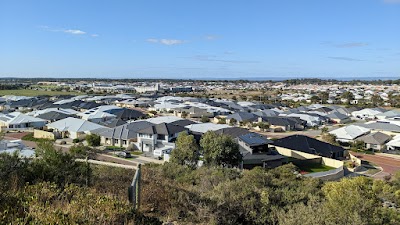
left=295, top=163, right=335, bottom=173
left=86, top=133, right=101, bottom=147
left=0, top=89, right=80, bottom=96
left=170, top=132, right=199, bottom=168
left=106, top=146, right=126, bottom=151
left=0, top=141, right=160, bottom=224
left=200, top=131, right=242, bottom=167
left=141, top=163, right=400, bottom=224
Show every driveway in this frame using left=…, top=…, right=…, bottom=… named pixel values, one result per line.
left=351, top=152, right=400, bottom=177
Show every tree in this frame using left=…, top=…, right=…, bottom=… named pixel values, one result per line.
left=86, top=133, right=101, bottom=147
left=341, top=91, right=354, bottom=104
left=200, top=115, right=210, bottom=123
left=181, top=111, right=188, bottom=118
left=32, top=141, right=87, bottom=187
left=229, top=118, right=237, bottom=126
left=200, top=131, right=242, bottom=167
left=371, top=94, right=383, bottom=107
left=318, top=91, right=329, bottom=104
left=321, top=127, right=329, bottom=134
left=217, top=117, right=226, bottom=124
left=170, top=132, right=199, bottom=168
left=255, top=122, right=270, bottom=131
left=310, top=95, right=321, bottom=104
left=70, top=144, right=95, bottom=186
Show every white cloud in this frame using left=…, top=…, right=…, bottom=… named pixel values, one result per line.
left=64, top=29, right=86, bottom=35
left=39, top=25, right=98, bottom=37
left=205, top=35, right=219, bottom=40
left=146, top=38, right=185, bottom=45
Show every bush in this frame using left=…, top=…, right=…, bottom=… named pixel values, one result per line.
left=86, top=134, right=101, bottom=147
left=72, top=138, right=80, bottom=143
left=60, top=140, right=67, bottom=145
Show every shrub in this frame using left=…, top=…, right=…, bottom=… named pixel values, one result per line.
left=73, top=138, right=80, bottom=143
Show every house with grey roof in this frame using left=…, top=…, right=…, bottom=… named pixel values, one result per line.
left=327, top=112, right=351, bottom=124
left=329, top=125, right=371, bottom=143
left=136, top=122, right=187, bottom=153
left=356, top=132, right=391, bottom=151
left=92, top=121, right=153, bottom=148
left=0, top=112, right=46, bottom=131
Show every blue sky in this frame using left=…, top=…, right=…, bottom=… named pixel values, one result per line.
left=0, top=0, right=399, bottom=79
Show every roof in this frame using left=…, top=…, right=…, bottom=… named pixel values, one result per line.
left=226, top=112, right=258, bottom=122
left=92, top=121, right=153, bottom=139
left=170, top=119, right=198, bottom=127
left=104, top=108, right=145, bottom=120
left=356, top=132, right=391, bottom=145
left=185, top=123, right=230, bottom=133
left=98, top=118, right=127, bottom=128
left=0, top=112, right=46, bottom=125
left=47, top=117, right=106, bottom=132
left=327, top=112, right=349, bottom=120
left=357, top=121, right=400, bottom=132
left=329, top=125, right=371, bottom=140
left=242, top=152, right=285, bottom=164
left=273, top=135, right=345, bottom=158
left=146, top=116, right=183, bottom=124
left=37, top=111, right=72, bottom=121
left=137, top=122, right=187, bottom=135
left=215, top=127, right=251, bottom=138
left=238, top=133, right=273, bottom=146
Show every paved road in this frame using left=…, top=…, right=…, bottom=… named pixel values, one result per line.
left=351, top=151, right=400, bottom=176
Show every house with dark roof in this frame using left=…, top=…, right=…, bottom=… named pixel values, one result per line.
left=261, top=116, right=306, bottom=131
left=226, top=112, right=258, bottom=125
left=273, top=135, right=345, bottom=159
left=326, top=112, right=351, bottom=124
left=104, top=108, right=146, bottom=121
left=136, top=122, right=187, bottom=153
left=238, top=133, right=285, bottom=169
left=37, top=111, right=74, bottom=123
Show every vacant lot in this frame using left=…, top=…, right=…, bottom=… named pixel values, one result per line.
left=0, top=89, right=80, bottom=96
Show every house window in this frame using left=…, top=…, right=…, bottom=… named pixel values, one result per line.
left=115, top=139, right=119, bottom=144
left=123, top=140, right=127, bottom=145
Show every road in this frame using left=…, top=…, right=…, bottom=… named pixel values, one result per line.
left=351, top=151, right=400, bottom=178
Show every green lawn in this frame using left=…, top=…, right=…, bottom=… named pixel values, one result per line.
left=0, top=89, right=80, bottom=96
left=296, top=163, right=335, bottom=173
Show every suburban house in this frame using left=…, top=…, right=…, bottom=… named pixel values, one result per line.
left=356, top=121, right=400, bottom=136
left=329, top=125, right=371, bottom=143
left=375, top=110, right=400, bottom=120
left=0, top=112, right=46, bottom=131
left=102, top=107, right=146, bottom=121
left=273, top=135, right=345, bottom=159
left=356, top=132, right=391, bottom=151
left=261, top=116, right=306, bottom=131
left=92, top=121, right=154, bottom=148
left=326, top=112, right=351, bottom=124
left=37, top=111, right=74, bottom=123
left=46, top=117, right=106, bottom=139
left=238, top=132, right=285, bottom=169
left=77, top=105, right=120, bottom=123
left=226, top=112, right=258, bottom=125
left=351, top=108, right=386, bottom=120
left=136, top=122, right=187, bottom=153
left=386, top=135, right=400, bottom=151
left=185, top=122, right=231, bottom=141
left=0, top=139, right=35, bottom=158
left=174, top=106, right=214, bottom=119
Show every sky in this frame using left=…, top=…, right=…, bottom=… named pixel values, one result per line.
left=0, top=0, right=399, bottom=79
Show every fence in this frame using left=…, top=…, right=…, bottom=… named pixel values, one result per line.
left=128, top=164, right=141, bottom=210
